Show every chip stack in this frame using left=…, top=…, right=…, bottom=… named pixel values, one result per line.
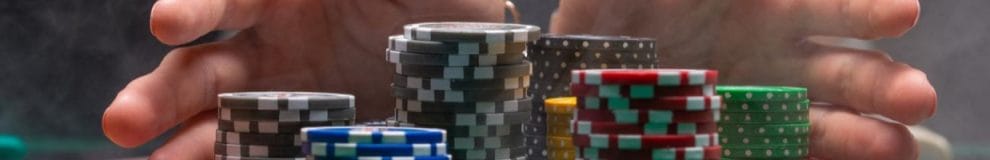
left=570, top=69, right=722, bottom=160
left=300, top=126, right=452, bottom=160
left=525, top=35, right=658, bottom=159
left=543, top=97, right=577, bottom=160
left=387, top=22, right=540, bottom=160
left=215, top=92, right=356, bottom=160
left=716, top=86, right=810, bottom=160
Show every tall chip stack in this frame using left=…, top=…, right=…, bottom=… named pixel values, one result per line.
left=525, top=35, right=659, bottom=159
left=300, top=126, right=452, bottom=159
left=215, top=92, right=356, bottom=160
left=716, top=86, right=810, bottom=160
left=570, top=69, right=723, bottom=160
left=543, top=97, right=577, bottom=160
left=387, top=22, right=540, bottom=160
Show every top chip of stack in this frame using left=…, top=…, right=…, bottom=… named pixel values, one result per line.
left=389, top=22, right=539, bottom=160
left=300, top=126, right=451, bottom=160
left=716, top=86, right=810, bottom=159
left=569, top=69, right=722, bottom=160
left=215, top=91, right=357, bottom=160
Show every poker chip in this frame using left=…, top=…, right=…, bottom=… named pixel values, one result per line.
left=570, top=84, right=715, bottom=98
left=525, top=135, right=547, bottom=147
left=546, top=125, right=572, bottom=137
left=394, top=62, right=532, bottom=80
left=306, top=155, right=452, bottom=160
left=723, top=100, right=810, bottom=113
left=543, top=97, right=576, bottom=115
left=386, top=50, right=526, bottom=67
left=547, top=148, right=576, bottom=160
left=574, top=109, right=720, bottom=124
left=719, top=135, right=809, bottom=147
left=721, top=145, right=809, bottom=159
left=570, top=69, right=718, bottom=86
left=523, top=122, right=547, bottom=135
left=572, top=133, right=718, bottom=150
left=578, top=146, right=722, bottom=160
left=393, top=75, right=530, bottom=91
left=394, top=98, right=532, bottom=114
left=306, top=142, right=447, bottom=157
left=219, top=108, right=356, bottom=122
left=395, top=110, right=530, bottom=126
left=530, top=34, right=656, bottom=51
left=577, top=96, right=722, bottom=111
left=413, top=124, right=522, bottom=137
left=392, top=87, right=527, bottom=103
left=450, top=135, right=524, bottom=149
left=388, top=35, right=526, bottom=55
left=546, top=136, right=573, bottom=149
left=571, top=121, right=717, bottom=135
left=718, top=123, right=810, bottom=136
left=300, top=127, right=446, bottom=144
left=404, top=22, right=541, bottom=43
left=721, top=112, right=809, bottom=124
left=716, top=86, right=807, bottom=102
left=217, top=120, right=354, bottom=134
left=448, top=147, right=528, bottom=160
left=214, top=143, right=304, bottom=158
left=528, top=47, right=658, bottom=65
left=218, top=92, right=355, bottom=111
left=217, top=131, right=301, bottom=146
left=215, top=155, right=304, bottom=160
left=527, top=145, right=549, bottom=160
left=545, top=114, right=572, bottom=127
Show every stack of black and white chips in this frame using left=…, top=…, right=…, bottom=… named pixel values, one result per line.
left=388, top=22, right=540, bottom=159
left=524, top=34, right=658, bottom=159
left=214, top=91, right=356, bottom=160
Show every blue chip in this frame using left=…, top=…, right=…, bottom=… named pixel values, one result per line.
left=302, top=127, right=446, bottom=144
left=306, top=155, right=452, bottom=160
left=306, top=142, right=446, bottom=157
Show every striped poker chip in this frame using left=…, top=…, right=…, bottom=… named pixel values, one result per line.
left=306, top=142, right=446, bottom=157
left=217, top=119, right=353, bottom=134
left=393, top=75, right=530, bottom=90
left=215, top=155, right=304, bottom=160
left=392, top=87, right=527, bottom=103
left=547, top=136, right=574, bottom=149
left=449, top=147, right=527, bottom=160
left=530, top=34, right=656, bottom=51
left=404, top=22, right=541, bottom=43
left=306, top=155, right=452, bottom=160
left=450, top=135, right=524, bottom=149
left=544, top=97, right=576, bottom=115
left=575, top=109, right=720, bottom=124
left=388, top=35, right=526, bottom=55
left=395, top=110, right=530, bottom=126
left=214, top=143, right=303, bottom=157
left=301, top=127, right=446, bottom=144
left=219, top=108, right=355, bottom=122
left=548, top=148, right=576, bottom=160
left=413, top=124, right=522, bottom=137
left=572, top=121, right=717, bottom=135
left=570, top=84, right=715, bottom=99
left=578, top=146, right=721, bottom=160
left=218, top=92, right=354, bottom=110
left=717, top=85, right=807, bottom=102
left=386, top=49, right=525, bottom=66
left=721, top=112, right=809, bottom=124
left=718, top=123, right=810, bottom=136
left=571, top=69, right=718, bottom=86
left=721, top=145, right=809, bottom=159
left=720, top=135, right=809, bottom=147
left=572, top=133, right=719, bottom=150
left=723, top=100, right=810, bottom=113
left=395, top=98, right=532, bottom=114
left=216, top=131, right=301, bottom=146
left=578, top=96, right=722, bottom=111
left=395, top=62, right=532, bottom=80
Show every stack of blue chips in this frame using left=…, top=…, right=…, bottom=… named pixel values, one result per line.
left=301, top=126, right=452, bottom=160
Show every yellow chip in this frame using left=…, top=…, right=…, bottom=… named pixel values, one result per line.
left=545, top=97, right=577, bottom=114
left=548, top=147, right=576, bottom=160
left=548, top=136, right=575, bottom=149
left=546, top=114, right=573, bottom=126
left=547, top=125, right=571, bottom=137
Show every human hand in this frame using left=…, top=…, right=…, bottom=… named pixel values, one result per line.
left=552, top=0, right=933, bottom=159
left=100, top=0, right=504, bottom=159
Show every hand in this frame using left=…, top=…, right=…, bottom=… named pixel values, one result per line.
left=100, top=0, right=504, bottom=159
left=553, top=0, right=934, bottom=159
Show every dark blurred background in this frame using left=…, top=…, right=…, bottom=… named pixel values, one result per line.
left=0, top=0, right=986, bottom=159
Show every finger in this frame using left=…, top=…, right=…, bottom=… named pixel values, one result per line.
left=803, top=43, right=936, bottom=125
left=149, top=110, right=217, bottom=160
left=808, top=105, right=917, bottom=159
left=102, top=42, right=249, bottom=147
left=798, top=0, right=919, bottom=39
left=150, top=0, right=265, bottom=45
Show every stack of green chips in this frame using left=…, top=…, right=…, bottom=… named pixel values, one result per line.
left=0, top=135, right=25, bottom=160
left=716, top=86, right=810, bottom=160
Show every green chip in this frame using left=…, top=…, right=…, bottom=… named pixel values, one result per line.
left=722, top=145, right=809, bottom=159
left=720, top=112, right=809, bottom=124
left=723, top=100, right=810, bottom=113
left=718, top=123, right=810, bottom=136
left=719, top=134, right=810, bottom=147
left=717, top=86, right=807, bottom=102
left=0, top=135, right=26, bottom=160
